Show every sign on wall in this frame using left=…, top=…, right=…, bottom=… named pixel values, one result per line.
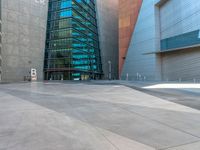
left=31, top=68, right=37, bottom=81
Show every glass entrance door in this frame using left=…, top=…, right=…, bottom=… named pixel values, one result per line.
left=51, top=72, right=63, bottom=80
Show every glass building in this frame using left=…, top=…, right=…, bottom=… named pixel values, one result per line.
left=44, top=0, right=102, bottom=80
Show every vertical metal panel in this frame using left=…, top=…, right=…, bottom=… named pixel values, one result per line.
left=160, top=0, right=200, bottom=39
left=119, top=0, right=142, bottom=76
left=162, top=47, right=200, bottom=81
left=121, top=0, right=159, bottom=81
left=160, top=0, right=200, bottom=81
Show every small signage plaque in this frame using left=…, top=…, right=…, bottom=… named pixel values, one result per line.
left=31, top=68, right=37, bottom=81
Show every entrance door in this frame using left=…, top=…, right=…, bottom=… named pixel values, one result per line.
left=52, top=72, right=63, bottom=80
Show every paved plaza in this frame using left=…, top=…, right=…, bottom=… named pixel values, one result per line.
left=1, top=81, right=200, bottom=150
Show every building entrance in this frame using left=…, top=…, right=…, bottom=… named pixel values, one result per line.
left=51, top=72, right=64, bottom=80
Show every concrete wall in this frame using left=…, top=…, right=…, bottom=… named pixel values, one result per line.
left=0, top=0, right=2, bottom=81
left=1, top=0, right=48, bottom=82
left=96, top=0, right=119, bottom=80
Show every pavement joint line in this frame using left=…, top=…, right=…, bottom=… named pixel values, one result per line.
left=112, top=106, right=200, bottom=149
left=95, top=127, right=120, bottom=150
left=97, top=126, right=156, bottom=149
left=40, top=118, right=122, bottom=150
left=158, top=140, right=200, bottom=150
left=112, top=103, right=200, bottom=140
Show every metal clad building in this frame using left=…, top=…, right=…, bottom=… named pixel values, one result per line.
left=120, top=0, right=200, bottom=81
left=119, top=0, right=142, bottom=77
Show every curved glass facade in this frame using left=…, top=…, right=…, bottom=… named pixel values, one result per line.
left=44, top=0, right=102, bottom=80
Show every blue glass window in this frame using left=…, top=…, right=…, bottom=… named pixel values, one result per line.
left=60, top=10, right=72, bottom=17
left=61, top=1, right=71, bottom=9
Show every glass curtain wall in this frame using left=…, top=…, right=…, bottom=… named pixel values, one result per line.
left=44, top=0, right=102, bottom=80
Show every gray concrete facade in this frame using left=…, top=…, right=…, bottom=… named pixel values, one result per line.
left=1, top=0, right=48, bottom=82
left=96, top=0, right=119, bottom=80
left=121, top=0, right=200, bottom=82
left=0, top=0, right=2, bottom=82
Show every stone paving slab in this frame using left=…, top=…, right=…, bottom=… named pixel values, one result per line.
left=166, top=141, right=200, bottom=150
left=0, top=92, right=155, bottom=150
left=0, top=94, right=119, bottom=150
left=1, top=82, right=200, bottom=150
left=97, top=128, right=155, bottom=150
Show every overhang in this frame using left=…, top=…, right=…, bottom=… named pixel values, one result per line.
left=143, top=44, right=200, bottom=55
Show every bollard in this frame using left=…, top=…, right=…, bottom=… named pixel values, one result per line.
left=126, top=73, right=129, bottom=81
